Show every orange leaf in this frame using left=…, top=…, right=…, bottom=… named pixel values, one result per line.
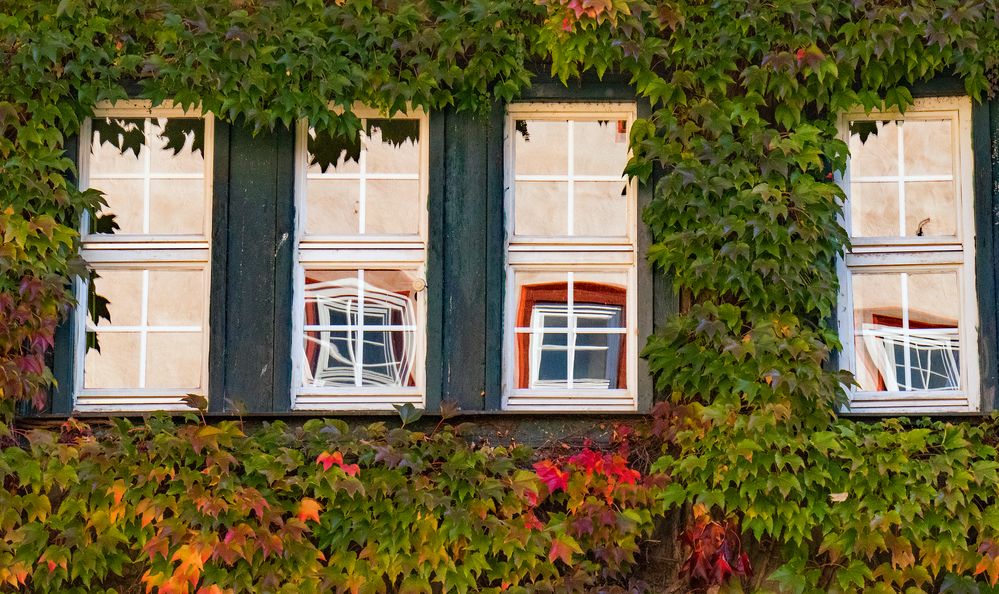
left=297, top=498, right=322, bottom=523
left=108, top=479, right=126, bottom=506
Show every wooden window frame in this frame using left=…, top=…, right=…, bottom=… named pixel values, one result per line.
left=291, top=107, right=431, bottom=410
left=73, top=101, right=214, bottom=412
left=837, top=96, right=982, bottom=413
left=502, top=102, right=640, bottom=412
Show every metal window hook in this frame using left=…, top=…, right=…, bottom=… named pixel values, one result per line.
left=916, top=218, right=931, bottom=237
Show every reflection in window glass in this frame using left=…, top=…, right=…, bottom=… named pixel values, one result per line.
left=848, top=117, right=957, bottom=238
left=304, top=119, right=421, bottom=237
left=88, top=117, right=207, bottom=236
left=513, top=271, right=627, bottom=390
left=301, top=270, right=419, bottom=388
left=852, top=271, right=961, bottom=393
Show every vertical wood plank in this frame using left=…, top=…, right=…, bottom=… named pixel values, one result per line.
left=222, top=122, right=279, bottom=413
left=440, top=109, right=490, bottom=411
left=425, top=112, right=446, bottom=412
left=207, top=121, right=230, bottom=413
left=270, top=126, right=296, bottom=412
left=483, top=102, right=506, bottom=410
left=981, top=99, right=999, bottom=411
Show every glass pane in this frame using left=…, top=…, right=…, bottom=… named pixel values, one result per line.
left=89, top=118, right=145, bottom=175
left=147, top=119, right=205, bottom=175
left=148, top=179, right=205, bottom=235
left=903, top=119, right=953, bottom=176
left=91, top=270, right=142, bottom=327
left=365, top=119, right=420, bottom=174
left=574, top=334, right=623, bottom=389
left=850, top=182, right=899, bottom=237
left=94, top=179, right=144, bottom=235
left=145, top=332, right=203, bottom=389
left=84, top=332, right=140, bottom=388
left=147, top=270, right=205, bottom=326
left=852, top=273, right=903, bottom=392
left=574, top=181, right=628, bottom=237
left=360, top=329, right=417, bottom=386
left=305, top=179, right=360, bottom=236
left=908, top=272, right=960, bottom=327
left=574, top=120, right=629, bottom=176
left=514, top=181, right=567, bottom=236
left=307, top=128, right=361, bottom=175
left=849, top=120, right=899, bottom=177
left=366, top=179, right=421, bottom=235
left=514, top=120, right=568, bottom=176
left=537, top=350, right=568, bottom=385
left=573, top=271, right=629, bottom=315
left=905, top=181, right=957, bottom=238
left=303, top=330, right=356, bottom=387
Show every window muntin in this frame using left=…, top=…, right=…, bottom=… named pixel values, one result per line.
left=838, top=97, right=979, bottom=412
left=75, top=103, right=213, bottom=411
left=504, top=103, right=638, bottom=412
left=293, top=109, right=429, bottom=410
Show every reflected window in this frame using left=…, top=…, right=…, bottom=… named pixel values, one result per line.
left=76, top=104, right=213, bottom=411
left=839, top=97, right=979, bottom=412
left=504, top=103, right=637, bottom=411
left=302, top=270, right=418, bottom=388
left=294, top=109, right=428, bottom=410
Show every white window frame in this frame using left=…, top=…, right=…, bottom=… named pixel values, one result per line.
left=291, top=106, right=430, bottom=410
left=75, top=101, right=214, bottom=412
left=836, top=96, right=980, bottom=413
left=502, top=102, right=639, bottom=412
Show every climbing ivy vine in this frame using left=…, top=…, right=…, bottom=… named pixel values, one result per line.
left=2, top=0, right=999, bottom=591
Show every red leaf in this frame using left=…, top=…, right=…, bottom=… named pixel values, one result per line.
left=316, top=451, right=343, bottom=471
left=533, top=460, right=569, bottom=492
left=548, top=536, right=576, bottom=564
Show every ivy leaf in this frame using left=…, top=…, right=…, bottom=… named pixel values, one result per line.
left=394, top=403, right=423, bottom=427
left=297, top=498, right=322, bottom=523
left=548, top=535, right=582, bottom=564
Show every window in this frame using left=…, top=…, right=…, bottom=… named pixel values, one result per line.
left=837, top=96, right=980, bottom=412
left=503, top=103, right=638, bottom=411
left=75, top=102, right=213, bottom=411
left=292, top=109, right=429, bottom=410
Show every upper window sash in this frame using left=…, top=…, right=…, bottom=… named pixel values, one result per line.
left=294, top=106, right=429, bottom=249
left=80, top=101, right=214, bottom=246
left=504, top=102, right=637, bottom=248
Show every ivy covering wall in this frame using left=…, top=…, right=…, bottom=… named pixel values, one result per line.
left=2, top=0, right=999, bottom=591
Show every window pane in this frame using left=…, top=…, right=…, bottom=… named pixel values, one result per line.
left=905, top=181, right=957, bottom=238
left=573, top=120, right=629, bottom=176
left=305, top=179, right=360, bottom=236
left=574, top=333, right=625, bottom=389
left=850, top=182, right=899, bottom=237
left=514, top=120, right=568, bottom=176
left=574, top=181, right=629, bottom=237
left=147, top=270, right=205, bottom=326
left=849, top=120, right=899, bottom=177
left=514, top=181, right=567, bottom=236
left=364, top=119, right=420, bottom=174
left=89, top=118, right=146, bottom=175
left=145, top=333, right=203, bottom=389
left=148, top=179, right=205, bottom=235
left=366, top=179, right=421, bottom=235
left=307, top=128, right=361, bottom=175
left=84, top=332, right=140, bottom=389
left=95, top=179, right=144, bottom=235
left=852, top=271, right=962, bottom=393
left=91, top=270, right=142, bottom=327
left=301, top=269, right=420, bottom=390
left=903, top=119, right=953, bottom=176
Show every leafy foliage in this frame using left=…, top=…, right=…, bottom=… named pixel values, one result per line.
left=0, top=417, right=655, bottom=593
left=2, top=0, right=999, bottom=591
